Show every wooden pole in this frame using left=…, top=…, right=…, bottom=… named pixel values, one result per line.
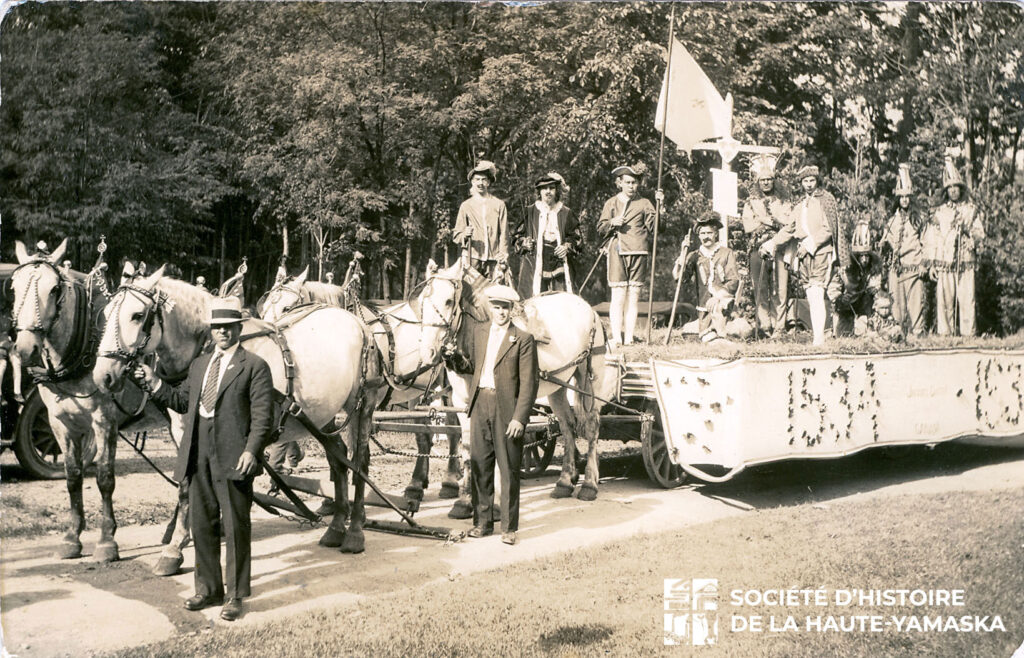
left=646, top=4, right=676, bottom=344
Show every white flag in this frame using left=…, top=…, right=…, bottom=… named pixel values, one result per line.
left=654, top=38, right=731, bottom=154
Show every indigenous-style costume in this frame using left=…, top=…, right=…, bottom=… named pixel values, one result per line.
left=881, top=164, right=927, bottom=335
left=834, top=220, right=882, bottom=337
left=453, top=161, right=509, bottom=281
left=866, top=308, right=905, bottom=343
left=514, top=174, right=580, bottom=298
left=678, top=220, right=740, bottom=341
left=599, top=164, right=656, bottom=345
left=922, top=160, right=984, bottom=336
left=742, top=154, right=794, bottom=333
left=771, top=165, right=850, bottom=345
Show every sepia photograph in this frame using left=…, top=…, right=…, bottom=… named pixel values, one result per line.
left=0, top=1, right=1022, bottom=655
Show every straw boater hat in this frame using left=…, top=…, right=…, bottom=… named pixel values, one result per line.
left=467, top=160, right=498, bottom=182
left=749, top=154, right=779, bottom=182
left=484, top=284, right=520, bottom=305
left=941, top=157, right=964, bottom=190
left=208, top=296, right=244, bottom=325
left=893, top=163, right=913, bottom=196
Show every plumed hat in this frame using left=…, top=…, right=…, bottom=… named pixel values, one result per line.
left=749, top=154, right=779, bottom=182
left=695, top=215, right=724, bottom=231
left=611, top=162, right=648, bottom=179
left=850, top=219, right=873, bottom=254
left=468, top=160, right=498, bottom=182
left=893, top=163, right=913, bottom=196
left=941, top=157, right=964, bottom=190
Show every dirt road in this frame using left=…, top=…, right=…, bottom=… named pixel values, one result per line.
left=2, top=441, right=1023, bottom=657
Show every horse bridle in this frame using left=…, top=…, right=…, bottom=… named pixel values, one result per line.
left=11, top=260, right=67, bottom=334
left=99, top=284, right=168, bottom=364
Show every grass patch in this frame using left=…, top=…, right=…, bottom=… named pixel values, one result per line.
left=0, top=498, right=177, bottom=540
left=107, top=488, right=1024, bottom=657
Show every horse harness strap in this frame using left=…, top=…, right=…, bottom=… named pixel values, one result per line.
left=29, top=280, right=98, bottom=384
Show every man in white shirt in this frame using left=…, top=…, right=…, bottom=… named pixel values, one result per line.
left=443, top=285, right=538, bottom=545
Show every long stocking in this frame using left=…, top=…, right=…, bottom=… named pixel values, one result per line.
left=807, top=286, right=827, bottom=346
left=609, top=287, right=626, bottom=344
left=624, top=287, right=641, bottom=344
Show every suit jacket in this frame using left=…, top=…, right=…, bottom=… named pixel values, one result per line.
left=446, top=319, right=538, bottom=430
left=154, top=346, right=275, bottom=482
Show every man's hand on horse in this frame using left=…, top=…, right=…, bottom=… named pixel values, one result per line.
left=440, top=341, right=458, bottom=358
left=236, top=450, right=258, bottom=477
left=132, top=363, right=159, bottom=390
left=505, top=419, right=525, bottom=440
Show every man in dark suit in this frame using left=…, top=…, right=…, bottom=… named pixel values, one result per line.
left=138, top=296, right=275, bottom=621
left=444, top=284, right=539, bottom=545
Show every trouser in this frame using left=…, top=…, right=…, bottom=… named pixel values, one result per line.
left=888, top=271, right=926, bottom=335
left=936, top=268, right=976, bottom=336
left=698, top=297, right=731, bottom=339
left=266, top=440, right=304, bottom=472
left=750, top=250, right=790, bottom=331
left=190, top=417, right=254, bottom=599
left=470, top=389, right=522, bottom=533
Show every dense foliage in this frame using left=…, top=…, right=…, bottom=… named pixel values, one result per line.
left=1, top=2, right=1021, bottom=331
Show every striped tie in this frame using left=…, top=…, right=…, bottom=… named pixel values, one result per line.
left=200, top=352, right=223, bottom=413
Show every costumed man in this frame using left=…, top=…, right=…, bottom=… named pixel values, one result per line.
left=137, top=297, right=275, bottom=622
left=597, top=163, right=657, bottom=346
left=880, top=163, right=928, bottom=336
left=673, top=216, right=740, bottom=343
left=741, top=154, right=794, bottom=336
left=764, top=165, right=850, bottom=346
left=442, top=284, right=538, bottom=546
left=453, top=160, right=509, bottom=282
left=514, top=172, right=581, bottom=298
left=834, top=219, right=882, bottom=337
left=923, top=158, right=984, bottom=336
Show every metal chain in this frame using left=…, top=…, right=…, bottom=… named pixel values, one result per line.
left=368, top=432, right=551, bottom=460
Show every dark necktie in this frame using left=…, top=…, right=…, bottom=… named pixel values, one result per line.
left=201, top=352, right=223, bottom=412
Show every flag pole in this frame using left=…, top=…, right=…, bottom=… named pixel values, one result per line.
left=646, top=4, right=676, bottom=344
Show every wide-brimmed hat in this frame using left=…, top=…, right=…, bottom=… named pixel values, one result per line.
left=795, top=164, right=820, bottom=181
left=484, top=284, right=520, bottom=304
left=534, top=172, right=566, bottom=190
left=893, top=163, right=913, bottom=196
left=209, top=296, right=244, bottom=326
left=467, top=160, right=498, bottom=182
left=695, top=216, right=724, bottom=231
left=611, top=163, right=648, bottom=179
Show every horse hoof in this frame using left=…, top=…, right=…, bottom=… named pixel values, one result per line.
left=57, top=541, right=83, bottom=560
left=153, top=554, right=183, bottom=577
left=577, top=484, right=599, bottom=502
left=318, top=526, right=346, bottom=548
left=95, top=542, right=120, bottom=563
left=404, top=499, right=421, bottom=514
left=439, top=482, right=460, bottom=499
left=447, top=501, right=473, bottom=520
left=315, top=499, right=339, bottom=517
left=550, top=483, right=574, bottom=499
left=403, top=486, right=424, bottom=503
left=340, top=532, right=365, bottom=554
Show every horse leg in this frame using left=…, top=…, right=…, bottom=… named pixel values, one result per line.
left=575, top=369, right=602, bottom=502
left=447, top=411, right=474, bottom=519
left=440, top=412, right=461, bottom=499
left=55, top=424, right=85, bottom=559
left=548, top=389, right=580, bottom=499
left=318, top=440, right=350, bottom=547
left=154, top=478, right=190, bottom=576
left=92, top=419, right=120, bottom=562
left=403, top=430, right=431, bottom=512
left=340, top=402, right=372, bottom=554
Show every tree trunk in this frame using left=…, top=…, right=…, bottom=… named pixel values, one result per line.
left=219, top=224, right=226, bottom=287
left=403, top=242, right=413, bottom=300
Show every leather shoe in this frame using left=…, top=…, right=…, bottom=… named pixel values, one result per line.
left=502, top=531, right=517, bottom=545
left=467, top=525, right=493, bottom=538
left=220, top=598, right=244, bottom=621
left=183, top=593, right=224, bottom=611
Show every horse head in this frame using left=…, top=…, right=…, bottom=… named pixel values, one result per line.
left=11, top=238, right=70, bottom=365
left=258, top=266, right=309, bottom=323
left=93, top=265, right=170, bottom=393
left=417, top=259, right=463, bottom=363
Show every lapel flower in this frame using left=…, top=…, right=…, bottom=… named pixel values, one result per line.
left=509, top=334, right=518, bottom=344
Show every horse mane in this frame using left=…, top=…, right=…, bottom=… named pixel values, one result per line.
left=154, top=277, right=213, bottom=337
left=302, top=280, right=346, bottom=306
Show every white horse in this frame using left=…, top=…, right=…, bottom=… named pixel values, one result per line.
left=10, top=240, right=179, bottom=564
left=261, top=260, right=618, bottom=507
left=258, top=265, right=463, bottom=509
left=92, top=267, right=449, bottom=553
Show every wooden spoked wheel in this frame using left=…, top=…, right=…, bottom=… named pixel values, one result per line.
left=640, top=402, right=685, bottom=489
